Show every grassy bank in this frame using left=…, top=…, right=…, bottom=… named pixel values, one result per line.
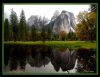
left=4, top=41, right=96, bottom=49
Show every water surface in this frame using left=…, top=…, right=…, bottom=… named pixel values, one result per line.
left=3, top=45, right=96, bottom=74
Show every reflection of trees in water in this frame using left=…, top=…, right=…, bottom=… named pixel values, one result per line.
left=9, top=45, right=27, bottom=71
left=9, top=45, right=19, bottom=70
left=50, top=48, right=77, bottom=72
left=76, top=48, right=96, bottom=73
left=4, top=45, right=11, bottom=66
left=28, top=45, right=51, bottom=67
left=5, top=45, right=52, bottom=71
left=18, top=46, right=28, bottom=70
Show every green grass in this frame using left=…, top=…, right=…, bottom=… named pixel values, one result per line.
left=4, top=41, right=96, bottom=49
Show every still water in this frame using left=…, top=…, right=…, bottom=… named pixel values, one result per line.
left=3, top=45, right=96, bottom=74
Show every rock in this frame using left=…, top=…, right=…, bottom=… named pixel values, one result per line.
left=52, top=10, right=76, bottom=34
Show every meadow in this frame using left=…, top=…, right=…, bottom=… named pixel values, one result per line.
left=4, top=41, right=96, bottom=49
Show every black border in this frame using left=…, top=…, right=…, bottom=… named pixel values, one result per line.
left=1, top=0, right=99, bottom=76
left=1, top=0, right=99, bottom=3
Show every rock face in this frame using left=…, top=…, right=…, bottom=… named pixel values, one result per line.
left=52, top=10, right=76, bottom=34
left=27, top=10, right=76, bottom=34
left=28, top=15, right=41, bottom=28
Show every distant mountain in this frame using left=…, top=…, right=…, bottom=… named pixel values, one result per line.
left=51, top=10, right=76, bottom=34
left=28, top=15, right=40, bottom=26
left=28, top=15, right=48, bottom=31
left=27, top=10, right=76, bottom=34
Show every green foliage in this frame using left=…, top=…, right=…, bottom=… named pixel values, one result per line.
left=19, top=9, right=27, bottom=41
left=31, top=25, right=37, bottom=41
left=59, top=31, right=67, bottom=41
left=41, top=26, right=46, bottom=42
left=67, top=31, right=77, bottom=41
left=4, top=41, right=96, bottom=49
left=47, top=27, right=52, bottom=40
left=4, top=18, right=10, bottom=41
left=36, top=32, right=41, bottom=40
left=10, top=9, right=18, bottom=41
left=52, top=34, right=59, bottom=41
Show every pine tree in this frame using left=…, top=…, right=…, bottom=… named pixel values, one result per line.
left=4, top=18, right=10, bottom=41
left=41, top=26, right=46, bottom=42
left=47, top=27, right=52, bottom=40
left=10, top=9, right=18, bottom=41
left=31, top=25, right=37, bottom=41
left=19, top=9, right=27, bottom=41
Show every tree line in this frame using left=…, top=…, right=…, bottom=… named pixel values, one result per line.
left=4, top=4, right=96, bottom=42
left=4, top=9, right=51, bottom=41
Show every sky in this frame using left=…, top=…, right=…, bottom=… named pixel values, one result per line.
left=4, top=4, right=90, bottom=21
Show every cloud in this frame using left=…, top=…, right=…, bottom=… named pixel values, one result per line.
left=4, top=4, right=90, bottom=20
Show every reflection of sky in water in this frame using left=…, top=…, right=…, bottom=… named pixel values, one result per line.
left=25, top=60, right=77, bottom=73
left=4, top=60, right=77, bottom=73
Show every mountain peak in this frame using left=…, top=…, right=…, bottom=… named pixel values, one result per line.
left=61, top=10, right=67, bottom=13
left=52, top=10, right=76, bottom=34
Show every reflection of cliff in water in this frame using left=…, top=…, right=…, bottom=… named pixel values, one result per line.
left=50, top=48, right=77, bottom=72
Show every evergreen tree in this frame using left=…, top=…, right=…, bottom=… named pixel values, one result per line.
left=19, top=9, right=27, bottom=41
left=4, top=18, right=10, bottom=41
left=41, top=26, right=46, bottom=42
left=31, top=25, right=37, bottom=41
left=10, top=9, right=18, bottom=41
left=48, top=27, right=52, bottom=40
